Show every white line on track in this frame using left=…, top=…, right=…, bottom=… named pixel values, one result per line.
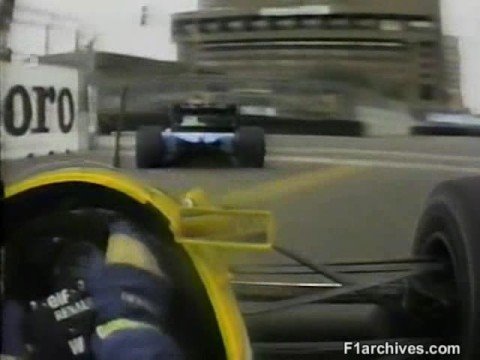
left=269, top=147, right=480, bottom=163
left=111, top=147, right=480, bottom=164
left=95, top=148, right=480, bottom=173
left=106, top=146, right=480, bottom=164
left=270, top=155, right=480, bottom=174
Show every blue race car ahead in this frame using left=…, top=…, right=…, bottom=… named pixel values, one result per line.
left=135, top=103, right=265, bottom=168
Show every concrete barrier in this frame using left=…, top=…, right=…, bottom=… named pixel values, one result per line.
left=95, top=110, right=480, bottom=155
left=1, top=61, right=81, bottom=159
left=355, top=104, right=416, bottom=137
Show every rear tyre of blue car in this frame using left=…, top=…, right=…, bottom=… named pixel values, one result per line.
left=234, top=126, right=265, bottom=168
left=136, top=126, right=166, bottom=168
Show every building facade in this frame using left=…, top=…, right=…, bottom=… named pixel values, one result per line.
left=173, top=0, right=464, bottom=120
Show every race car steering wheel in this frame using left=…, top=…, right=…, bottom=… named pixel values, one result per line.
left=4, top=201, right=226, bottom=360
left=25, top=241, right=101, bottom=360
left=4, top=210, right=110, bottom=360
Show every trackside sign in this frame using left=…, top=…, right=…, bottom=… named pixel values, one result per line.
left=0, top=62, right=79, bottom=159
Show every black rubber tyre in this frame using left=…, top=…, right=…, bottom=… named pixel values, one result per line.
left=135, top=126, right=166, bottom=168
left=234, top=126, right=265, bottom=168
left=409, top=176, right=480, bottom=359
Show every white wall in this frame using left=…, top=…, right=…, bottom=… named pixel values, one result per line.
left=0, top=62, right=80, bottom=159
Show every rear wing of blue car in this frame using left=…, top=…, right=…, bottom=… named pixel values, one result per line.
left=172, top=103, right=237, bottom=119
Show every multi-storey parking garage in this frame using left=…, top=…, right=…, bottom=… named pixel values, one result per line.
left=173, top=0, right=457, bottom=122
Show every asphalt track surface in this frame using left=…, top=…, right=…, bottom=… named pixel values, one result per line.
left=5, top=134, right=480, bottom=266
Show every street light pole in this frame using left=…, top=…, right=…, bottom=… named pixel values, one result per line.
left=113, top=86, right=128, bottom=168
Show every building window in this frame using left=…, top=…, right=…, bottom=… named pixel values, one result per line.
left=420, top=84, right=435, bottom=101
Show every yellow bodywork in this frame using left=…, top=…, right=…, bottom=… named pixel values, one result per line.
left=5, top=167, right=274, bottom=360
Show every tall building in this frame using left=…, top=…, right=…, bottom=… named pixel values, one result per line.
left=442, top=35, right=463, bottom=110
left=0, top=0, right=14, bottom=60
left=173, top=0, right=462, bottom=119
